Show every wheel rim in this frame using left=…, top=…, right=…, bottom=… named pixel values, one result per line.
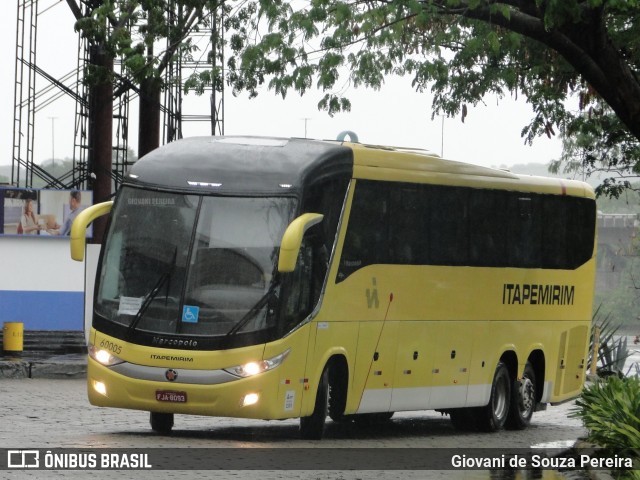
left=519, top=377, right=535, bottom=415
left=493, top=373, right=509, bottom=420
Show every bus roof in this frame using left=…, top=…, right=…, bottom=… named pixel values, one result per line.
left=126, top=136, right=594, bottom=199
left=347, top=142, right=595, bottom=199
left=127, top=136, right=352, bottom=195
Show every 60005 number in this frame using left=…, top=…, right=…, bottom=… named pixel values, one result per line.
left=100, top=339, right=122, bottom=355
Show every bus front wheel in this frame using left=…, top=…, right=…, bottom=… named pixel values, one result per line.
left=476, top=361, right=511, bottom=432
left=150, top=412, right=174, bottom=435
left=506, top=362, right=536, bottom=430
left=300, top=367, right=329, bottom=440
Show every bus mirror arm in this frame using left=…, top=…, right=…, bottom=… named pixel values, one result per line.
left=70, top=201, right=114, bottom=262
left=278, top=213, right=324, bottom=273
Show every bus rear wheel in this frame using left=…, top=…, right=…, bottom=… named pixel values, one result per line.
left=300, top=367, right=329, bottom=440
left=506, top=362, right=536, bottom=430
left=476, top=361, right=511, bottom=432
left=150, top=412, right=174, bottom=435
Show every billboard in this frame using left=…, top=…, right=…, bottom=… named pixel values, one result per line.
left=1, top=188, right=93, bottom=238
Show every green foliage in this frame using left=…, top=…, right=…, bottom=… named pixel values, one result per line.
left=549, top=107, right=640, bottom=198
left=69, top=1, right=640, bottom=196
left=571, top=376, right=640, bottom=467
left=71, top=1, right=224, bottom=87
left=590, top=307, right=632, bottom=376
left=221, top=0, right=640, bottom=193
left=227, top=1, right=632, bottom=113
left=594, top=256, right=640, bottom=333
left=595, top=187, right=640, bottom=214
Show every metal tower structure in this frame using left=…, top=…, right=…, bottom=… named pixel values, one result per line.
left=12, top=0, right=225, bottom=193
left=12, top=0, right=38, bottom=188
left=210, top=7, right=225, bottom=137
left=72, top=7, right=132, bottom=193
left=163, top=2, right=225, bottom=144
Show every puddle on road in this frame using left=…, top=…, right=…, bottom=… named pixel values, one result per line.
left=530, top=440, right=576, bottom=449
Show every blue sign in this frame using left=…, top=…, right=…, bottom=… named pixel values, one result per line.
left=182, top=305, right=200, bottom=324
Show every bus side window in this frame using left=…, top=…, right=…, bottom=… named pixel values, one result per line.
left=566, top=197, right=596, bottom=268
left=509, top=195, right=542, bottom=268
left=281, top=238, right=313, bottom=326
left=337, top=181, right=388, bottom=281
left=301, top=177, right=349, bottom=296
left=388, top=186, right=425, bottom=265
left=429, top=186, right=469, bottom=266
left=542, top=196, right=568, bottom=269
left=469, top=189, right=507, bottom=266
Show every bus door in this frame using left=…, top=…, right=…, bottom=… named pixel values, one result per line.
left=390, top=321, right=434, bottom=411
left=352, top=319, right=399, bottom=414
left=553, top=324, right=589, bottom=399
left=426, top=320, right=475, bottom=409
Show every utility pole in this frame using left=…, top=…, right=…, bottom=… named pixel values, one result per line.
left=48, top=116, right=57, bottom=170
left=440, top=115, right=445, bottom=157
left=302, top=117, right=311, bottom=138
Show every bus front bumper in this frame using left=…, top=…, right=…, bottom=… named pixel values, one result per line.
left=87, top=357, right=289, bottom=419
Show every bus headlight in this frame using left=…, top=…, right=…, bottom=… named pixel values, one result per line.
left=224, top=349, right=290, bottom=378
left=88, top=345, right=124, bottom=366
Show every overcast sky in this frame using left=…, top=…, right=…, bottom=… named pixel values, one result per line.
left=1, top=1, right=564, bottom=170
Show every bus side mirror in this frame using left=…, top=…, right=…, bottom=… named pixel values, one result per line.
left=278, top=213, right=324, bottom=272
left=70, top=201, right=114, bottom=261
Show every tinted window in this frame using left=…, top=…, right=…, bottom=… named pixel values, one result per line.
left=337, top=180, right=596, bottom=282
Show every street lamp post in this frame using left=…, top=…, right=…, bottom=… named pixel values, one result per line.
left=302, top=117, right=311, bottom=138
left=48, top=116, right=58, bottom=170
left=440, top=115, right=445, bottom=157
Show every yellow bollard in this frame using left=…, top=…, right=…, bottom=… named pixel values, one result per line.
left=3, top=322, right=24, bottom=353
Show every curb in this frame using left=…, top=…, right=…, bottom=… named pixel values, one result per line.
left=0, top=354, right=87, bottom=379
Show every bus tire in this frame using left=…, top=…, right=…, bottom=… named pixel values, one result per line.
left=476, top=361, right=511, bottom=432
left=150, top=412, right=174, bottom=435
left=506, top=362, right=536, bottom=430
left=300, top=367, right=329, bottom=440
left=449, top=408, right=477, bottom=431
left=328, top=362, right=348, bottom=423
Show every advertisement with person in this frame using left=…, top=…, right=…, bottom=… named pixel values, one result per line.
left=1, top=187, right=93, bottom=237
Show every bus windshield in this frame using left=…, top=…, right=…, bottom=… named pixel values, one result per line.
left=95, top=187, right=298, bottom=343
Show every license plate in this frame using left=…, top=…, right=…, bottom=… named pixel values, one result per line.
left=156, top=390, right=187, bottom=403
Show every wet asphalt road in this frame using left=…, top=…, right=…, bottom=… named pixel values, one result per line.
left=0, top=378, right=589, bottom=480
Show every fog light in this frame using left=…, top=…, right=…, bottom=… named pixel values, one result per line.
left=93, top=381, right=107, bottom=396
left=242, top=393, right=259, bottom=407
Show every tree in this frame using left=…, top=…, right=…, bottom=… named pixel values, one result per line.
left=225, top=0, right=640, bottom=194
left=65, top=0, right=223, bottom=168
left=65, top=0, right=222, bottom=238
left=549, top=108, right=640, bottom=197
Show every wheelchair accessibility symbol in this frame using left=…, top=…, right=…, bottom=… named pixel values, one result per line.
left=182, top=305, right=200, bottom=324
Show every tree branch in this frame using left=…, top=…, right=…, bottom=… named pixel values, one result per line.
left=156, top=7, right=204, bottom=75
left=430, top=1, right=640, bottom=140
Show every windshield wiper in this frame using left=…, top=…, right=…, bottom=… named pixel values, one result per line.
left=127, top=248, right=177, bottom=338
left=225, top=281, right=279, bottom=338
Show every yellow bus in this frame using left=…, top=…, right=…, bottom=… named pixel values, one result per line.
left=71, top=136, right=597, bottom=439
